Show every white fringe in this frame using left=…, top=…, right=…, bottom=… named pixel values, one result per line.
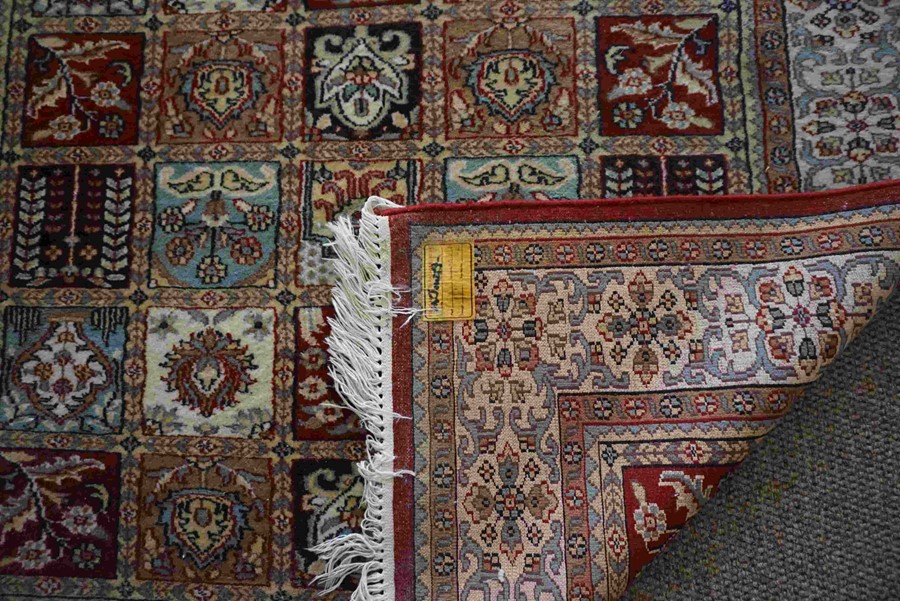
left=311, top=196, right=413, bottom=601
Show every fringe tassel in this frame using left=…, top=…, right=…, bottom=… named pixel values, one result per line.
left=311, top=196, right=412, bottom=601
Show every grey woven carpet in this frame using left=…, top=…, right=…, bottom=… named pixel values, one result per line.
left=624, top=294, right=900, bottom=600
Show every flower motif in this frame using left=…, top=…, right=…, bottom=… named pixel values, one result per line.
left=97, top=114, right=124, bottom=138
left=633, top=501, right=667, bottom=542
left=158, top=206, right=186, bottom=233
left=79, top=245, right=98, bottom=260
left=90, top=81, right=121, bottom=107
left=72, top=543, right=101, bottom=570
left=297, top=376, right=327, bottom=401
left=44, top=245, right=63, bottom=261
left=754, top=266, right=847, bottom=377
left=197, top=256, right=227, bottom=284
left=147, top=310, right=181, bottom=339
left=244, top=205, right=275, bottom=232
left=230, top=237, right=263, bottom=265
left=165, top=237, right=195, bottom=266
left=594, top=272, right=694, bottom=385
left=200, top=196, right=230, bottom=228
left=616, top=68, right=652, bottom=96
left=241, top=310, right=273, bottom=341
left=831, top=11, right=859, bottom=37
left=841, top=90, right=868, bottom=114
left=847, top=137, right=873, bottom=163
left=48, top=115, right=81, bottom=141
left=299, top=346, right=326, bottom=371
left=16, top=538, right=52, bottom=571
left=612, top=101, right=644, bottom=129
left=658, top=101, right=696, bottom=130
left=462, top=443, right=558, bottom=562
left=61, top=505, right=98, bottom=536
left=463, top=277, right=543, bottom=380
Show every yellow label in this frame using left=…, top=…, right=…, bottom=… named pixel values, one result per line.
left=422, top=242, right=474, bottom=321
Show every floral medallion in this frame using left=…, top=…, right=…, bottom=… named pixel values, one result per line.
left=182, top=62, right=265, bottom=129
left=142, top=307, right=275, bottom=438
left=160, top=328, right=258, bottom=418
left=137, top=454, right=272, bottom=584
left=445, top=2, right=576, bottom=138
left=0, top=448, right=120, bottom=578
left=159, top=30, right=284, bottom=143
left=467, top=50, right=557, bottom=123
left=0, top=307, right=128, bottom=434
left=22, top=34, right=144, bottom=147
left=157, top=489, right=251, bottom=570
left=151, top=162, right=281, bottom=289
left=303, top=23, right=422, bottom=140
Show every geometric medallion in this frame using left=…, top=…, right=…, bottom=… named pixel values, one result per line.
left=137, top=454, right=272, bottom=584
left=0, top=306, right=128, bottom=434
left=142, top=307, right=275, bottom=438
left=303, top=23, right=422, bottom=140
left=159, top=30, right=284, bottom=143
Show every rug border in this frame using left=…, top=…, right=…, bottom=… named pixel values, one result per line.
left=386, top=179, right=900, bottom=600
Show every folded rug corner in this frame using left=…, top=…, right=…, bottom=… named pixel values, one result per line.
left=319, top=180, right=900, bottom=601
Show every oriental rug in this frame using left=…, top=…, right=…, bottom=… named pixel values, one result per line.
left=317, top=180, right=900, bottom=601
left=0, top=0, right=896, bottom=600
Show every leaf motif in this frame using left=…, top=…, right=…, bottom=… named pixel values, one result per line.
left=25, top=72, right=67, bottom=117
left=644, top=54, right=669, bottom=75
left=518, top=164, right=565, bottom=186
left=630, top=479, right=648, bottom=504
left=34, top=36, right=68, bottom=50
left=55, top=39, right=129, bottom=63
left=604, top=46, right=630, bottom=75
left=674, top=17, right=713, bottom=32
left=168, top=171, right=214, bottom=194
left=460, top=164, right=509, bottom=187
left=87, top=483, right=110, bottom=511
left=690, top=115, right=714, bottom=129
left=674, top=57, right=718, bottom=103
left=659, top=470, right=714, bottom=519
left=0, top=451, right=36, bottom=464
left=27, top=456, right=104, bottom=479
left=611, top=22, right=684, bottom=49
left=0, top=493, right=37, bottom=538
left=221, top=169, right=268, bottom=193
